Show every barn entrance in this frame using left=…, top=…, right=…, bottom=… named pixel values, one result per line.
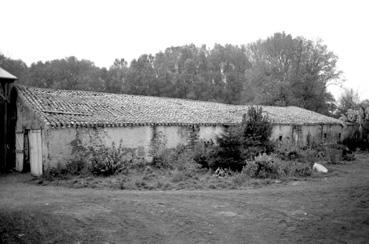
left=0, top=67, right=17, bottom=173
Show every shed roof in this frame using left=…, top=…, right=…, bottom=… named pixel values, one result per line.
left=0, top=67, right=17, bottom=80
left=15, top=85, right=344, bottom=128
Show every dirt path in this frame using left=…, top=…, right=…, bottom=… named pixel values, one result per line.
left=1, top=155, right=369, bottom=244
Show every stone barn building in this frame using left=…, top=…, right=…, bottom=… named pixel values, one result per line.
left=0, top=68, right=344, bottom=176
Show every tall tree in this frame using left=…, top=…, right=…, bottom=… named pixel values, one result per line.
left=126, top=54, right=157, bottom=95
left=106, top=58, right=128, bottom=93
left=245, top=32, right=341, bottom=114
left=337, top=88, right=360, bottom=116
left=208, top=44, right=251, bottom=104
left=27, top=57, right=106, bottom=91
left=0, top=54, right=29, bottom=84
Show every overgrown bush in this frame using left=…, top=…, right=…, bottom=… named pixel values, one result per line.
left=240, top=106, right=274, bottom=158
left=193, top=141, right=217, bottom=168
left=147, top=140, right=205, bottom=182
left=274, top=138, right=300, bottom=160
left=342, top=135, right=369, bottom=151
left=65, top=160, right=88, bottom=175
left=323, top=143, right=355, bottom=163
left=61, top=138, right=148, bottom=177
left=196, top=106, right=273, bottom=171
left=88, top=143, right=147, bottom=176
left=43, top=163, right=69, bottom=180
left=275, top=138, right=355, bottom=164
left=149, top=130, right=170, bottom=168
left=242, top=154, right=312, bottom=179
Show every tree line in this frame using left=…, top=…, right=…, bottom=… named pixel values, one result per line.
left=0, top=32, right=342, bottom=115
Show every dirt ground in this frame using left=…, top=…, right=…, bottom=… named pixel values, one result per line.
left=1, top=154, right=369, bottom=244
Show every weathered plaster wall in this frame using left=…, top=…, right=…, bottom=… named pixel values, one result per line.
left=270, top=125, right=293, bottom=142
left=271, top=124, right=342, bottom=146
left=16, top=99, right=44, bottom=131
left=321, top=124, right=343, bottom=143
left=153, top=125, right=225, bottom=149
left=299, top=125, right=322, bottom=145
left=156, top=126, right=192, bottom=148
left=41, top=123, right=343, bottom=170
left=198, top=126, right=224, bottom=142
left=45, top=126, right=153, bottom=169
left=45, top=125, right=223, bottom=169
left=44, top=128, right=75, bottom=169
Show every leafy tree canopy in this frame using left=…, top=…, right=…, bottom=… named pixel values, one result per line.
left=0, top=32, right=342, bottom=115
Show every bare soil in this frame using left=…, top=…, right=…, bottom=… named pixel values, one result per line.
left=1, top=154, right=369, bottom=243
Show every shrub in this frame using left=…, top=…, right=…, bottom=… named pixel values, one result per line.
left=88, top=144, right=123, bottom=176
left=297, top=148, right=321, bottom=164
left=212, top=126, right=245, bottom=170
left=67, top=139, right=148, bottom=177
left=171, top=170, right=188, bottom=183
left=240, top=106, right=274, bottom=159
left=253, top=154, right=283, bottom=179
left=242, top=154, right=312, bottom=179
left=87, top=143, right=147, bottom=176
left=43, top=163, right=69, bottom=180
left=275, top=139, right=354, bottom=165
left=149, top=130, right=170, bottom=168
left=242, top=160, right=259, bottom=178
left=232, top=172, right=249, bottom=186
left=307, top=143, right=354, bottom=164
left=274, top=138, right=300, bottom=160
left=65, top=160, right=88, bottom=175
left=318, top=143, right=353, bottom=163
left=193, top=141, right=217, bottom=168
left=199, top=106, right=273, bottom=171
left=292, top=163, right=312, bottom=177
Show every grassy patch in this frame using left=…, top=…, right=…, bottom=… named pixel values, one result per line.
left=36, top=161, right=308, bottom=191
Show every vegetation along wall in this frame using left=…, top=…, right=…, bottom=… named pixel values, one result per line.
left=44, top=125, right=225, bottom=170
left=270, top=124, right=343, bottom=146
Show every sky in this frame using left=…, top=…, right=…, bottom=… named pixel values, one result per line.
left=1, top=0, right=368, bottom=100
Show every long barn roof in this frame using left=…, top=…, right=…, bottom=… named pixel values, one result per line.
left=15, top=85, right=343, bottom=128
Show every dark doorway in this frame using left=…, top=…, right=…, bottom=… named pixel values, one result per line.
left=0, top=96, right=5, bottom=172
left=7, top=88, right=17, bottom=169
left=0, top=87, right=17, bottom=172
left=23, top=130, right=30, bottom=172
left=0, top=69, right=17, bottom=172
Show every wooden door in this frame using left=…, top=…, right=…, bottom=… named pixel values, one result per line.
left=15, top=132, right=24, bottom=172
left=29, top=130, right=42, bottom=176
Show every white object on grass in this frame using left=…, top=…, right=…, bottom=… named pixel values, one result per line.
left=313, top=163, right=328, bottom=173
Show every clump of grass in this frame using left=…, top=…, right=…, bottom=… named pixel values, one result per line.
left=242, top=154, right=312, bottom=179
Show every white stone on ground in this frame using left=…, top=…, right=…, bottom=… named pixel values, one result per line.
left=313, top=163, right=328, bottom=173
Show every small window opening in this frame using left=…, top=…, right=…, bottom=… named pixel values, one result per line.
left=338, top=133, right=341, bottom=141
left=324, top=133, right=327, bottom=139
left=278, top=135, right=283, bottom=141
